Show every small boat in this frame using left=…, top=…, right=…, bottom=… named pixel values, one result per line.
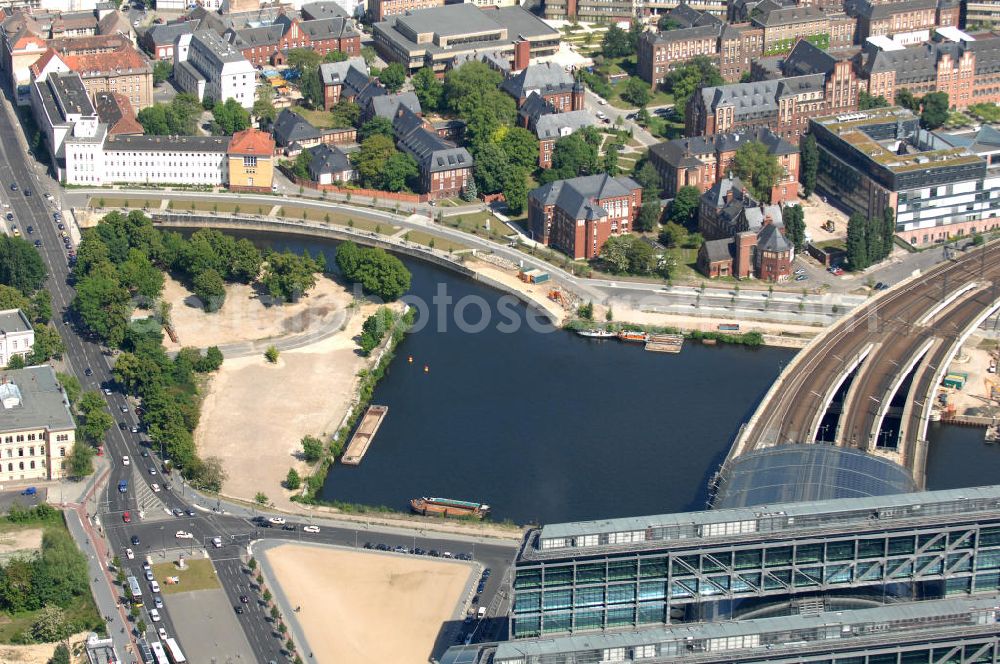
left=410, top=497, right=490, bottom=519
left=618, top=330, right=649, bottom=342
left=577, top=329, right=616, bottom=338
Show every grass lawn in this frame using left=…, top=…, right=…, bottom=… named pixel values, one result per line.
left=153, top=558, right=220, bottom=595
left=667, top=247, right=700, bottom=281
left=292, top=106, right=337, bottom=129
left=276, top=206, right=383, bottom=232
left=815, top=239, right=847, bottom=251
left=439, top=211, right=514, bottom=243
left=88, top=196, right=160, bottom=210
left=403, top=230, right=467, bottom=253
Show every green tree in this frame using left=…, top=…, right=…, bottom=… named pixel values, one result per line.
left=56, top=372, right=81, bottom=406
left=359, top=116, right=394, bottom=141
left=30, top=605, right=70, bottom=642
left=31, top=289, right=52, bottom=324
left=379, top=63, right=406, bottom=92
left=287, top=48, right=322, bottom=72
left=29, top=324, right=65, bottom=364
left=499, top=127, right=539, bottom=172
left=577, top=301, right=594, bottom=320
left=0, top=235, right=47, bottom=293
left=634, top=162, right=662, bottom=201
left=329, top=100, right=360, bottom=129
left=663, top=56, right=723, bottom=121
left=265, top=346, right=279, bottom=363
left=601, top=24, right=632, bottom=57
left=920, top=91, right=949, bottom=129
left=882, top=206, right=896, bottom=258
left=0, top=284, right=30, bottom=312
left=846, top=211, right=869, bottom=271
left=859, top=90, right=888, bottom=110
left=731, top=141, right=782, bottom=202
left=604, top=145, right=620, bottom=176
left=411, top=67, right=443, bottom=111
left=212, top=98, right=251, bottom=135
left=541, top=133, right=599, bottom=183
left=324, top=50, right=348, bottom=63
left=253, top=84, right=277, bottom=124
left=800, top=133, right=818, bottom=197
left=301, top=435, right=324, bottom=462
left=260, top=251, right=320, bottom=302
left=352, top=134, right=397, bottom=188
left=658, top=221, right=688, bottom=248
left=503, top=169, right=529, bottom=216
left=285, top=468, right=301, bottom=490
left=783, top=203, right=806, bottom=250
left=359, top=306, right=395, bottom=354
left=668, top=185, right=700, bottom=228
left=381, top=152, right=419, bottom=192
left=117, top=249, right=164, bottom=300
left=473, top=142, right=511, bottom=194
left=152, top=60, right=172, bottom=86
left=48, top=643, right=71, bottom=664
left=621, top=78, right=651, bottom=107
left=658, top=15, right=682, bottom=30
left=895, top=88, right=920, bottom=112
left=192, top=268, right=226, bottom=312
left=254, top=492, right=269, bottom=506
left=634, top=201, right=661, bottom=232
left=335, top=242, right=411, bottom=301
left=291, top=150, right=311, bottom=180
left=68, top=441, right=94, bottom=477
left=72, top=266, right=131, bottom=347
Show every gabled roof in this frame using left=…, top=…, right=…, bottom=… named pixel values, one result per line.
left=301, top=2, right=350, bottom=20
left=701, top=174, right=747, bottom=208
left=29, top=48, right=64, bottom=79
left=518, top=91, right=555, bottom=126
left=144, top=21, right=195, bottom=46
left=757, top=221, right=790, bottom=251
left=318, top=57, right=369, bottom=98
left=644, top=22, right=722, bottom=45
left=307, top=143, right=352, bottom=176
left=393, top=105, right=473, bottom=173
left=529, top=174, right=641, bottom=220
left=751, top=1, right=824, bottom=27
left=228, top=128, right=274, bottom=156
left=370, top=91, right=421, bottom=120
left=781, top=38, right=838, bottom=77
left=534, top=110, right=596, bottom=140
left=94, top=91, right=143, bottom=135
left=702, top=237, right=735, bottom=263
left=650, top=127, right=798, bottom=170
left=666, top=2, right=706, bottom=28
left=858, top=0, right=936, bottom=19
left=500, top=62, right=574, bottom=100
left=298, top=17, right=356, bottom=40
left=62, top=45, right=151, bottom=77
left=97, top=10, right=131, bottom=37
left=272, top=108, right=321, bottom=146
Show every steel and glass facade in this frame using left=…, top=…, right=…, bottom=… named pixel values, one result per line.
left=511, top=486, right=1000, bottom=639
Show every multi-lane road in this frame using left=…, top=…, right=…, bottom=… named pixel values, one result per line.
left=0, top=95, right=517, bottom=662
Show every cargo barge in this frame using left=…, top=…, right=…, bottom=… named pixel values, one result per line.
left=341, top=405, right=388, bottom=466
left=410, top=497, right=490, bottom=519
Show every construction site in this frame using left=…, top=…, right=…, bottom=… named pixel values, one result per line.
left=939, top=323, right=1000, bottom=442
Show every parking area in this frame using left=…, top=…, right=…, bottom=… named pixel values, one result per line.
left=162, top=588, right=255, bottom=662
left=0, top=487, right=44, bottom=512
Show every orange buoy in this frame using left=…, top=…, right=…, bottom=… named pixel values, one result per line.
left=424, top=365, right=429, bottom=373
left=408, top=356, right=413, bottom=363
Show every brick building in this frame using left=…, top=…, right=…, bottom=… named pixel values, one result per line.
left=61, top=42, right=153, bottom=110
left=857, top=34, right=1000, bottom=111
left=648, top=127, right=799, bottom=201
left=688, top=38, right=862, bottom=139
left=501, top=62, right=584, bottom=111
left=226, top=14, right=360, bottom=67
left=393, top=105, right=474, bottom=199
left=318, top=56, right=369, bottom=110
left=747, top=1, right=850, bottom=54
left=139, top=22, right=195, bottom=61
left=528, top=174, right=642, bottom=260
left=852, top=0, right=957, bottom=44
left=532, top=107, right=597, bottom=168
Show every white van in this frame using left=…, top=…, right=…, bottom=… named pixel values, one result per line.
left=477, top=606, right=487, bottom=620
left=212, top=536, right=223, bottom=548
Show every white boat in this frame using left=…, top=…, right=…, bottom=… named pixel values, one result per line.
left=577, top=329, right=616, bottom=338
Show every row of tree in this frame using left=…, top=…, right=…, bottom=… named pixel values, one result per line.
left=0, top=236, right=64, bottom=369
left=846, top=208, right=896, bottom=271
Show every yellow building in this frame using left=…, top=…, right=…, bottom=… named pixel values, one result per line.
left=0, top=365, right=76, bottom=483
left=227, top=128, right=276, bottom=193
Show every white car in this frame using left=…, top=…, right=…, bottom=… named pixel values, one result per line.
left=103, top=388, right=112, bottom=395
left=303, top=525, right=320, bottom=534
left=158, top=627, right=167, bottom=640
left=151, top=483, right=160, bottom=492
left=145, top=569, right=154, bottom=581
left=125, top=547, right=135, bottom=560
left=268, top=517, right=286, bottom=525
left=149, top=608, right=161, bottom=622
left=175, top=530, right=193, bottom=539
left=150, top=580, right=160, bottom=593
left=122, top=455, right=130, bottom=466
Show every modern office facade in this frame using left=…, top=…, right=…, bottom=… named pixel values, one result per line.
left=508, top=485, right=1000, bottom=639
left=444, top=594, right=1000, bottom=664
left=810, top=107, right=1000, bottom=247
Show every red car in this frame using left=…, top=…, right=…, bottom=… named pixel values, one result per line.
left=122, top=511, right=131, bottom=523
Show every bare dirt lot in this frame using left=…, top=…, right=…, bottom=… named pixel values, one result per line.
left=261, top=544, right=473, bottom=664
left=162, top=274, right=350, bottom=351
left=0, top=528, right=42, bottom=563
left=0, top=631, right=89, bottom=663
left=194, top=300, right=379, bottom=507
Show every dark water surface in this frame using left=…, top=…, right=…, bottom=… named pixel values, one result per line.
left=237, top=231, right=991, bottom=525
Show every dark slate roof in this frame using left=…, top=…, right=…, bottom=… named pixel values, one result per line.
left=318, top=57, right=370, bottom=98
left=145, top=21, right=195, bottom=46
left=646, top=22, right=722, bottom=45
left=856, top=39, right=1000, bottom=82
left=781, top=38, right=838, bottom=77
left=273, top=109, right=321, bottom=146
left=105, top=134, right=229, bottom=152
left=500, top=62, right=574, bottom=100
left=393, top=106, right=472, bottom=173
left=518, top=92, right=555, bottom=127
left=752, top=2, right=825, bottom=27
left=528, top=174, right=641, bottom=220
left=858, top=0, right=936, bottom=19
left=301, top=2, right=351, bottom=20
left=757, top=222, right=790, bottom=252
left=370, top=91, right=421, bottom=119
left=703, top=237, right=735, bottom=262
left=701, top=175, right=747, bottom=208
left=308, top=143, right=352, bottom=177
left=666, top=2, right=704, bottom=27
left=355, top=79, right=387, bottom=108
left=534, top=110, right=596, bottom=140
left=650, top=127, right=798, bottom=169
left=298, top=17, right=357, bottom=40
left=702, top=77, right=826, bottom=115
left=229, top=23, right=283, bottom=48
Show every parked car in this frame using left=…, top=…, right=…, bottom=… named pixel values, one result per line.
left=122, top=511, right=131, bottom=523
left=151, top=483, right=160, bottom=492
left=131, top=535, right=140, bottom=546
left=125, top=547, right=134, bottom=560
left=149, top=608, right=160, bottom=622
left=795, top=274, right=808, bottom=281
left=268, top=517, right=286, bottom=525
left=303, top=525, right=320, bottom=533
left=175, top=531, right=193, bottom=539
left=122, top=455, right=130, bottom=466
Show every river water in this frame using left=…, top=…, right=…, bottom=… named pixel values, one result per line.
left=239, top=232, right=997, bottom=525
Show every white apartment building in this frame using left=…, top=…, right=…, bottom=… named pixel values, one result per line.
left=174, top=30, right=255, bottom=110
left=29, top=69, right=100, bottom=182
left=65, top=133, right=230, bottom=186
left=0, top=310, right=34, bottom=367
left=0, top=365, right=75, bottom=482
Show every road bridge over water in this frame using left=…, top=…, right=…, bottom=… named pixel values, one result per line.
left=724, top=240, right=1000, bottom=492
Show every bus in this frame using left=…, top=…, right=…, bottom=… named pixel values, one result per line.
left=127, top=575, right=143, bottom=606
left=164, top=637, right=187, bottom=663
left=149, top=641, right=170, bottom=664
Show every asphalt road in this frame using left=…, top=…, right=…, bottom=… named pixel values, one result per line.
left=0, top=93, right=518, bottom=662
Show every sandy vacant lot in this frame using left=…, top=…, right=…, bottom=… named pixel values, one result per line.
left=162, top=274, right=350, bottom=351
left=0, top=631, right=89, bottom=663
left=0, top=528, right=41, bottom=558
left=195, top=301, right=379, bottom=506
left=262, top=544, right=472, bottom=664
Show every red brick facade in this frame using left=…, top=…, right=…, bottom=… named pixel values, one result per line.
left=238, top=19, right=360, bottom=68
